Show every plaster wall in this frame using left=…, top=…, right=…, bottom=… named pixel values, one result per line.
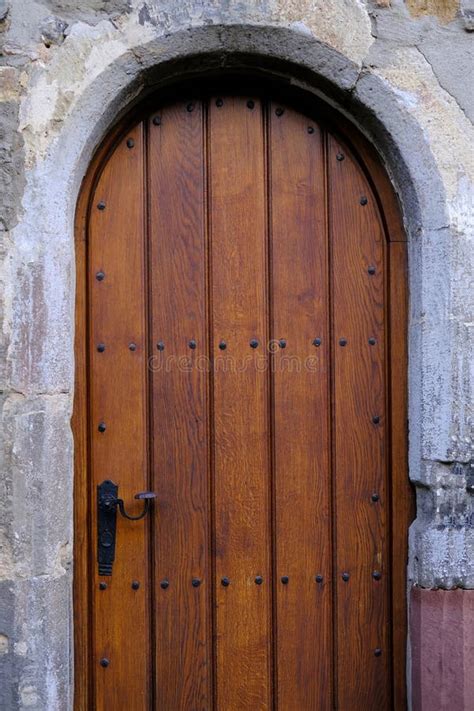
left=0, top=0, right=472, bottom=708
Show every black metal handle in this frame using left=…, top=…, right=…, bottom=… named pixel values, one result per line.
left=116, top=491, right=157, bottom=520
left=97, top=481, right=156, bottom=576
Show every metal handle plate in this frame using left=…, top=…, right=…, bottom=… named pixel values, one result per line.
left=97, top=480, right=156, bottom=576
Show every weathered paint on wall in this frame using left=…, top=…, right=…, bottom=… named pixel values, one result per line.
left=411, top=587, right=474, bottom=709
left=0, top=0, right=472, bottom=708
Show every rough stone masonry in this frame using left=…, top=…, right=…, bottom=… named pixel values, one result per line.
left=0, top=0, right=472, bottom=709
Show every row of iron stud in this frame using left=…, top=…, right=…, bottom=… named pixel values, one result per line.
left=97, top=570, right=383, bottom=591
left=152, top=337, right=378, bottom=350
left=152, top=571, right=384, bottom=589
left=95, top=336, right=378, bottom=351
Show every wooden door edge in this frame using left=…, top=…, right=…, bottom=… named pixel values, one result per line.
left=72, top=118, right=128, bottom=710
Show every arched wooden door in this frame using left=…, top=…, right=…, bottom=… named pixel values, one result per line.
left=74, top=90, right=412, bottom=710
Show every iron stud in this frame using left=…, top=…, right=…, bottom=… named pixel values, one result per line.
left=336, top=153, right=345, bottom=161
left=360, top=196, right=368, bottom=206
left=371, top=493, right=380, bottom=503
left=313, top=338, right=322, bottom=347
left=342, top=572, right=350, bottom=582
left=192, top=578, right=201, bottom=587
left=372, top=571, right=382, bottom=581
left=307, top=126, right=315, bottom=134
left=131, top=580, right=140, bottom=590
left=100, top=658, right=110, bottom=668
left=219, top=341, right=227, bottom=350
left=216, top=98, right=223, bottom=107
left=247, top=99, right=255, bottom=109
left=368, top=337, right=376, bottom=345
left=315, top=575, right=324, bottom=583
left=275, top=107, right=284, bottom=116
left=250, top=339, right=259, bottom=349
left=255, top=576, right=263, bottom=585
left=188, top=340, right=197, bottom=350
left=126, top=138, right=134, bottom=148
left=129, top=343, right=136, bottom=351
left=156, top=341, right=165, bottom=351
left=97, top=343, right=106, bottom=353
left=99, top=582, right=107, bottom=590
left=368, top=266, right=376, bottom=275
left=96, top=271, right=105, bottom=281
left=98, top=422, right=106, bottom=433
left=372, top=415, right=380, bottom=425
left=221, top=577, right=230, bottom=587
left=160, top=579, right=169, bottom=590
left=97, top=201, right=106, bottom=210
left=152, top=116, right=161, bottom=126
left=339, top=338, right=347, bottom=347
left=374, top=648, right=382, bottom=657
left=281, top=575, right=289, bottom=585
left=279, top=339, right=287, bottom=349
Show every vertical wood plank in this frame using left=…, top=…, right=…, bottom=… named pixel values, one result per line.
left=209, top=95, right=272, bottom=709
left=148, top=100, right=212, bottom=709
left=269, top=104, right=333, bottom=709
left=73, top=179, right=90, bottom=711
left=328, top=135, right=391, bottom=709
left=389, top=241, right=414, bottom=710
left=88, top=123, right=150, bottom=710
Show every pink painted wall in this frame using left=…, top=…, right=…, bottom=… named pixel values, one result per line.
left=411, top=587, right=474, bottom=710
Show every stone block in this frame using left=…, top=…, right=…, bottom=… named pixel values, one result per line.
left=0, top=394, right=73, bottom=581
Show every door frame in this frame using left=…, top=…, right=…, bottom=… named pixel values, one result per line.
left=73, top=77, right=414, bottom=710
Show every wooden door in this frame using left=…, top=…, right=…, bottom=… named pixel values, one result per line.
left=74, top=91, right=412, bottom=710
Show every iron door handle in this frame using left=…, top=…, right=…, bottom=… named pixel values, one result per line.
left=117, top=490, right=157, bottom=520
left=97, top=480, right=156, bottom=576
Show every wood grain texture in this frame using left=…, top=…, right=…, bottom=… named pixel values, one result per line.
left=74, top=89, right=411, bottom=711
left=389, top=241, right=414, bottom=710
left=329, top=133, right=391, bottom=709
left=72, top=169, right=90, bottom=711
left=148, top=100, right=212, bottom=710
left=88, top=123, right=150, bottom=710
left=209, top=96, right=272, bottom=709
left=269, top=104, right=333, bottom=709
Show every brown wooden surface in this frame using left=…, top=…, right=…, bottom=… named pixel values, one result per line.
left=389, top=241, right=414, bottom=709
left=88, top=123, right=151, bottom=710
left=209, top=96, right=272, bottom=709
left=269, top=104, right=333, bottom=708
left=329, top=133, right=390, bottom=708
left=148, top=100, right=212, bottom=709
left=72, top=162, right=91, bottom=711
left=74, top=88, right=411, bottom=711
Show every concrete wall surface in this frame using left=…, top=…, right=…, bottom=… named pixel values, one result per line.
left=0, top=0, right=472, bottom=708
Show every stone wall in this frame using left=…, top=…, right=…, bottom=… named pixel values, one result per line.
left=0, top=0, right=472, bottom=708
